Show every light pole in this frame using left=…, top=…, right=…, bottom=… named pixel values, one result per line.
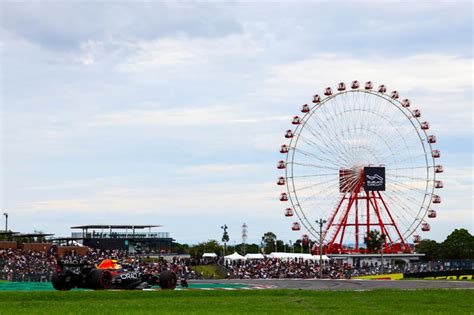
left=380, top=233, right=386, bottom=275
left=3, top=213, right=8, bottom=232
left=316, top=218, right=327, bottom=279
left=221, top=224, right=228, bottom=257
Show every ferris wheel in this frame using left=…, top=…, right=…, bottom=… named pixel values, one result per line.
left=277, top=81, right=443, bottom=254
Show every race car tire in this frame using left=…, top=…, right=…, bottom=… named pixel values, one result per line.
left=159, top=270, right=177, bottom=290
left=51, top=272, right=74, bottom=291
left=88, top=269, right=113, bottom=290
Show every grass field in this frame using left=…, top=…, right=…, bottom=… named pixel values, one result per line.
left=193, top=265, right=225, bottom=279
left=0, top=289, right=473, bottom=314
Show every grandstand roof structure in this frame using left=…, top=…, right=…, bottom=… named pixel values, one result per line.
left=0, top=231, right=19, bottom=235
left=14, top=233, right=54, bottom=238
left=71, top=225, right=161, bottom=230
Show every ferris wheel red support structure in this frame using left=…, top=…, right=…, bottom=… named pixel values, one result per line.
left=321, top=169, right=410, bottom=254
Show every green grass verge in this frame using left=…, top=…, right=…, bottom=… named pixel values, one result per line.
left=192, top=265, right=224, bottom=279
left=0, top=289, right=473, bottom=314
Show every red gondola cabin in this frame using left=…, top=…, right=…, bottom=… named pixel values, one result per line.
left=301, top=104, right=310, bottom=113
left=432, top=195, right=441, bottom=203
left=337, top=82, right=346, bottom=91
left=277, top=160, right=286, bottom=169
left=280, top=144, right=289, bottom=153
left=324, top=87, right=333, bottom=96
left=351, top=80, right=360, bottom=89
left=378, top=84, right=387, bottom=93
left=413, top=109, right=421, bottom=118
left=280, top=193, right=289, bottom=201
left=292, top=116, right=301, bottom=125
left=434, top=165, right=444, bottom=173
left=365, top=81, right=373, bottom=90
left=432, top=150, right=440, bottom=158
left=312, top=94, right=321, bottom=103
left=292, top=222, right=301, bottom=231
left=421, top=222, right=430, bottom=231
left=402, top=99, right=411, bottom=107
left=427, top=135, right=437, bottom=144
left=427, top=209, right=437, bottom=218
left=421, top=121, right=430, bottom=130
left=284, top=208, right=294, bottom=217
left=277, top=177, right=286, bottom=185
left=285, top=130, right=294, bottom=138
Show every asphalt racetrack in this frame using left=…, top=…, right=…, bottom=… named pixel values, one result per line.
left=191, top=279, right=474, bottom=290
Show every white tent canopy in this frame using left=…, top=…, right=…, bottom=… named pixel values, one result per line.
left=244, top=253, right=265, bottom=260
left=224, top=252, right=246, bottom=263
left=268, top=252, right=329, bottom=261
left=202, top=253, right=218, bottom=258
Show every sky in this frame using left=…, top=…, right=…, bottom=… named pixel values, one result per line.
left=1, top=1, right=472, bottom=245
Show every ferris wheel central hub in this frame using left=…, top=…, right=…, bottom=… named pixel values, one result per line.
left=339, top=166, right=385, bottom=193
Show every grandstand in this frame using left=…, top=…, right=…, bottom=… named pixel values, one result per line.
left=70, top=225, right=173, bottom=253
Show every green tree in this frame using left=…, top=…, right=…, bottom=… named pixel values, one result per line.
left=364, top=230, right=387, bottom=273
left=276, top=240, right=285, bottom=252
left=364, top=230, right=386, bottom=252
left=261, top=232, right=277, bottom=254
left=291, top=239, right=300, bottom=253
left=235, top=243, right=260, bottom=254
left=190, top=240, right=222, bottom=258
left=172, top=242, right=190, bottom=254
left=441, top=229, right=474, bottom=259
left=415, top=239, right=441, bottom=260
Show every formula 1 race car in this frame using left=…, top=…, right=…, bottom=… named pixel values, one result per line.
left=52, top=259, right=177, bottom=291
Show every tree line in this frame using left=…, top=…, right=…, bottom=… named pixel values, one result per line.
left=414, top=228, right=473, bottom=260
left=172, top=228, right=474, bottom=260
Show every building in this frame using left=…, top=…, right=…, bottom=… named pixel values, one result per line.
left=71, top=225, right=173, bottom=253
left=328, top=253, right=425, bottom=267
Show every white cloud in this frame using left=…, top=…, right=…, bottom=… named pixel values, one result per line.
left=14, top=181, right=276, bottom=217
left=88, top=106, right=292, bottom=129
left=262, top=53, right=473, bottom=136
left=266, top=54, right=472, bottom=94
left=178, top=163, right=260, bottom=177
left=88, top=105, right=234, bottom=127
left=117, top=34, right=264, bottom=72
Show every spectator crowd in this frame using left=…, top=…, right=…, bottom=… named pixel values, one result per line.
left=0, top=248, right=202, bottom=282
left=225, top=258, right=473, bottom=279
left=1, top=248, right=472, bottom=282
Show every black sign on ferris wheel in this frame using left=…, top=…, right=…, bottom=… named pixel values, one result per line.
left=364, top=167, right=386, bottom=191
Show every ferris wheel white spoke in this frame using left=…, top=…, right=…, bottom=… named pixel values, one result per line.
left=289, top=162, right=341, bottom=171
left=305, top=113, right=354, bottom=164
left=312, top=104, right=357, bottom=160
left=293, top=132, right=350, bottom=163
left=386, top=173, right=428, bottom=182
left=386, top=166, right=427, bottom=171
left=388, top=176, right=430, bottom=195
left=383, top=192, right=423, bottom=232
left=288, top=172, right=339, bottom=179
left=292, top=176, right=340, bottom=193
left=298, top=120, right=352, bottom=166
left=293, top=145, right=349, bottom=168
